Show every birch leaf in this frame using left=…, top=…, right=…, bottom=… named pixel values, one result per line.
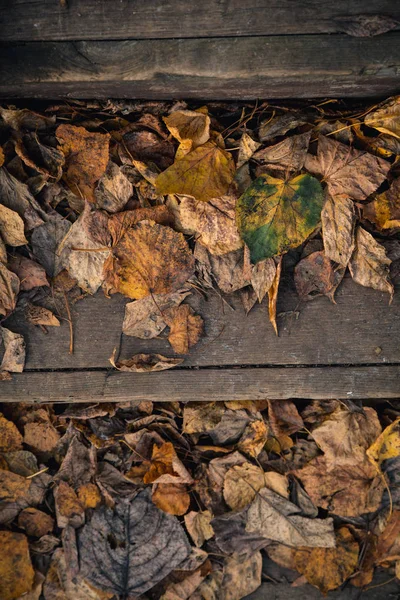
left=237, top=174, right=324, bottom=263
left=156, top=141, right=235, bottom=203
left=349, top=227, right=393, bottom=300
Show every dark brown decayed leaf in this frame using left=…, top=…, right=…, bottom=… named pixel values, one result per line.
left=7, top=255, right=48, bottom=291
left=268, top=400, right=304, bottom=437
left=78, top=489, right=191, bottom=597
left=294, top=251, right=345, bottom=303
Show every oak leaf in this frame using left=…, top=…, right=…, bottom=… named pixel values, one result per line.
left=237, top=173, right=324, bottom=263
left=349, top=226, right=393, bottom=299
left=156, top=141, right=235, bottom=203
left=165, top=304, right=203, bottom=354
left=363, top=177, right=400, bottom=230
left=0, top=531, right=35, bottom=600
left=321, top=193, right=356, bottom=265
left=56, top=125, right=110, bottom=203
left=293, top=527, right=359, bottom=595
left=110, top=351, right=183, bottom=372
left=304, top=135, right=390, bottom=200
left=104, top=220, right=194, bottom=299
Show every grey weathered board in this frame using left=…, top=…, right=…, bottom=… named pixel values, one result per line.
left=1, top=276, right=399, bottom=402
left=2, top=0, right=399, bottom=41
left=1, top=34, right=400, bottom=99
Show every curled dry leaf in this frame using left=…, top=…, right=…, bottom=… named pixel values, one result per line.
left=253, top=131, right=311, bottom=173
left=56, top=125, right=110, bottom=203
left=105, top=220, right=194, bottom=299
left=367, top=417, right=400, bottom=468
left=245, top=486, right=335, bottom=548
left=31, top=216, right=71, bottom=278
left=0, top=327, right=25, bottom=373
left=26, top=303, right=60, bottom=327
left=304, top=135, right=390, bottom=200
left=259, top=112, right=307, bottom=141
left=164, top=109, right=210, bottom=159
left=165, top=304, right=204, bottom=354
left=0, top=168, right=43, bottom=230
left=268, top=256, right=282, bottom=336
left=78, top=489, right=191, bottom=597
left=250, top=257, right=276, bottom=302
left=8, top=255, right=48, bottom=291
left=321, top=193, right=356, bottom=265
left=0, top=203, right=27, bottom=246
left=365, top=96, right=400, bottom=138
left=0, top=412, right=23, bottom=451
left=0, top=531, right=35, bottom=600
left=294, top=250, right=345, bottom=303
left=268, top=400, right=304, bottom=437
left=178, top=194, right=243, bottom=256
left=237, top=133, right=261, bottom=168
left=349, top=227, right=393, bottom=300
left=293, top=527, right=359, bottom=595
left=110, top=350, right=183, bottom=373
left=363, top=177, right=400, bottom=230
left=0, top=262, right=20, bottom=316
left=15, top=133, right=65, bottom=180
left=156, top=141, right=236, bottom=203
left=220, top=552, right=262, bottom=600
left=237, top=174, right=324, bottom=263
left=95, top=161, right=133, bottom=213
left=123, top=289, right=190, bottom=339
left=184, top=510, right=214, bottom=547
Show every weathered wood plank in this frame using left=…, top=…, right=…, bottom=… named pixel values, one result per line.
left=0, top=365, right=398, bottom=402
left=1, top=35, right=399, bottom=99
left=1, top=0, right=399, bottom=41
left=4, top=276, right=400, bottom=370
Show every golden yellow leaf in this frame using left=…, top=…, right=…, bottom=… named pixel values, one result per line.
left=164, top=109, right=210, bottom=159
left=165, top=304, right=203, bottom=354
left=77, top=483, right=102, bottom=509
left=104, top=220, right=194, bottom=300
left=237, top=420, right=268, bottom=458
left=223, top=463, right=266, bottom=511
left=0, top=412, right=23, bottom=451
left=156, top=141, right=235, bottom=203
left=349, top=227, right=393, bottom=300
left=0, top=531, right=35, bottom=600
left=152, top=482, right=190, bottom=516
left=56, top=125, right=110, bottom=203
left=293, top=527, right=359, bottom=595
left=363, top=178, right=400, bottom=230
left=365, top=96, right=400, bottom=139
left=367, top=418, right=400, bottom=467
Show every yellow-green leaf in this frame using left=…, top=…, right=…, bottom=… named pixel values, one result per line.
left=236, top=174, right=324, bottom=263
left=155, top=141, right=235, bottom=203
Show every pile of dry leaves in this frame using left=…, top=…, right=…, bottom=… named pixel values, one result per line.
left=0, top=97, right=399, bottom=374
left=0, top=398, right=399, bottom=599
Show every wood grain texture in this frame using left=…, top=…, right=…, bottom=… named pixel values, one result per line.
left=1, top=35, right=400, bottom=99
left=1, top=0, right=399, bottom=42
left=3, top=276, right=400, bottom=370
left=0, top=366, right=398, bottom=403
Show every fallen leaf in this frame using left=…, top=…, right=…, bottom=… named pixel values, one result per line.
left=56, top=125, right=110, bottom=203
left=123, top=289, right=191, bottom=339
left=184, top=510, right=214, bottom=547
left=294, top=250, right=345, bottom=303
left=8, top=255, right=48, bottom=291
left=24, top=418, right=60, bottom=457
left=237, top=173, right=324, bottom=263
left=178, top=194, right=243, bottom=255
left=250, top=257, right=276, bottom=302
left=110, top=351, right=183, bottom=373
left=259, top=113, right=307, bottom=141
left=0, top=413, right=23, bottom=451
left=322, top=193, right=356, bottom=265
left=293, top=527, right=359, bottom=595
left=336, top=14, right=399, bottom=37
left=164, top=109, right=210, bottom=159
left=311, top=406, right=381, bottom=468
left=304, top=135, right=390, bottom=200
left=0, top=531, right=35, bottom=600
left=194, top=244, right=250, bottom=294
left=253, top=131, right=311, bottom=173
left=365, top=96, right=400, bottom=138
left=107, top=206, right=173, bottom=243
left=77, top=483, right=102, bottom=509
left=0, top=168, right=43, bottom=230
left=237, top=133, right=261, bottom=168
left=223, top=463, right=266, bottom=511
left=31, top=216, right=71, bottom=277
left=0, top=262, right=20, bottom=316
left=268, top=256, right=282, bottom=335
left=367, top=417, right=400, bottom=467
left=54, top=481, right=85, bottom=529
left=237, top=419, right=269, bottom=457
left=166, top=304, right=203, bottom=354
left=349, top=226, right=393, bottom=299
left=245, top=486, right=335, bottom=547
left=121, top=124, right=175, bottom=171
left=268, top=400, right=304, bottom=437
left=152, top=482, right=191, bottom=515
left=0, top=203, right=27, bottom=246
left=26, top=303, right=60, bottom=327
left=156, top=141, right=235, bottom=203
left=220, top=552, right=262, bottom=600
left=293, top=456, right=383, bottom=516
left=1, top=450, right=38, bottom=476
left=18, top=507, right=54, bottom=537
left=0, top=327, right=25, bottom=373
left=95, top=162, right=133, bottom=213
left=16, top=571, right=45, bottom=600
left=78, top=489, right=191, bottom=597
left=15, top=133, right=64, bottom=180
left=104, top=220, right=194, bottom=299
left=143, top=441, right=193, bottom=485
left=363, top=177, right=400, bottom=230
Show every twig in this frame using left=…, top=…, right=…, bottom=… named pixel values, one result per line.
left=63, top=290, right=74, bottom=354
